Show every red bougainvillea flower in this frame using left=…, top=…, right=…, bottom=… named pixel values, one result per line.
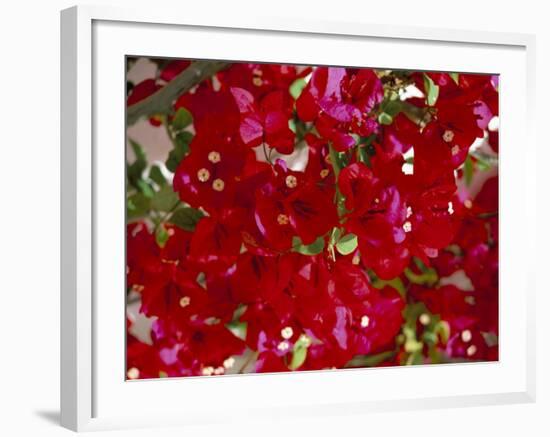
left=217, top=63, right=311, bottom=100
left=230, top=87, right=295, bottom=154
left=147, top=318, right=245, bottom=377
left=297, top=67, right=383, bottom=151
left=254, top=160, right=338, bottom=251
left=340, top=68, right=384, bottom=135
left=126, top=223, right=223, bottom=324
left=346, top=286, right=405, bottom=355
left=178, top=321, right=245, bottom=376
left=127, top=221, right=160, bottom=286
left=230, top=252, right=296, bottom=305
left=189, top=207, right=247, bottom=269
left=138, top=259, right=207, bottom=321
left=126, top=333, right=165, bottom=380
left=410, top=282, right=497, bottom=360
left=127, top=61, right=499, bottom=376
left=403, top=181, right=458, bottom=262
left=253, top=255, right=404, bottom=370
left=339, top=162, right=410, bottom=279
left=173, top=131, right=250, bottom=212
left=174, top=86, right=240, bottom=136
left=429, top=101, right=483, bottom=168
left=409, top=72, right=487, bottom=168
left=377, top=113, right=417, bottom=161
left=445, top=327, right=494, bottom=361
left=427, top=72, right=499, bottom=118
left=303, top=133, right=335, bottom=190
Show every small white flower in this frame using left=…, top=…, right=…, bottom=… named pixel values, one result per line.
left=461, top=330, right=472, bottom=343
left=280, top=326, right=294, bottom=340
left=223, top=357, right=235, bottom=369
left=277, top=341, right=290, bottom=352
left=419, top=313, right=431, bottom=326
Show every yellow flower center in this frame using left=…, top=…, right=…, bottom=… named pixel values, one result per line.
left=285, top=175, right=298, bottom=188
left=212, top=178, right=225, bottom=192
left=443, top=130, right=455, bottom=143
left=208, top=151, right=221, bottom=163
left=277, top=214, right=290, bottom=225
left=197, top=168, right=210, bottom=182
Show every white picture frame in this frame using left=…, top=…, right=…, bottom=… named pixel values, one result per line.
left=61, top=5, right=536, bottom=432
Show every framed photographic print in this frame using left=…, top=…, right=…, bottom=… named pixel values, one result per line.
left=61, top=5, right=536, bottom=432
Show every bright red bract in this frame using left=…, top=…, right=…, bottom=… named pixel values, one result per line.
left=126, top=60, right=499, bottom=379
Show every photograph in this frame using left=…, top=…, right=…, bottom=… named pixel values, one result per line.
left=125, top=58, right=499, bottom=379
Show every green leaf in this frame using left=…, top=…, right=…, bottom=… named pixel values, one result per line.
left=378, top=112, right=393, bottom=125
left=463, top=154, right=473, bottom=186
left=372, top=276, right=406, bottom=298
left=436, top=320, right=451, bottom=344
left=450, top=72, right=460, bottom=85
left=226, top=321, right=247, bottom=341
left=168, top=207, right=204, bottom=231
left=345, top=350, right=395, bottom=368
left=136, top=179, right=155, bottom=198
left=129, top=139, right=146, bottom=164
left=406, top=351, right=424, bottom=365
left=172, top=107, right=193, bottom=131
left=155, top=224, right=169, bottom=248
left=380, top=99, right=403, bottom=117
left=289, top=347, right=307, bottom=370
left=175, top=131, right=193, bottom=148
left=127, top=139, right=148, bottom=188
left=148, top=165, right=166, bottom=186
left=404, top=267, right=438, bottom=287
left=166, top=131, right=193, bottom=172
left=127, top=192, right=150, bottom=219
left=289, top=335, right=311, bottom=370
left=335, top=233, right=358, bottom=255
left=292, top=236, right=325, bottom=256
left=423, top=74, right=439, bottom=106
left=289, top=77, right=307, bottom=100
left=288, top=118, right=296, bottom=133
left=151, top=185, right=179, bottom=212
left=329, top=227, right=343, bottom=246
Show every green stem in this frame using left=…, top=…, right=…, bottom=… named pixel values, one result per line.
left=328, top=143, right=346, bottom=217
left=153, top=198, right=182, bottom=234
left=262, top=142, right=273, bottom=165
left=238, top=351, right=259, bottom=374
left=127, top=60, right=229, bottom=125
left=328, top=143, right=342, bottom=179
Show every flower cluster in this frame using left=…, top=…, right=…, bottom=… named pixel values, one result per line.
left=126, top=60, right=499, bottom=379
